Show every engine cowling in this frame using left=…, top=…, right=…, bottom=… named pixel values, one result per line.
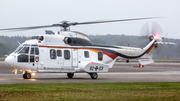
left=149, top=36, right=154, bottom=41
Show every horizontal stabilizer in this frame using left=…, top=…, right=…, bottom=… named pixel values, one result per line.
left=155, top=42, right=175, bottom=45
left=138, top=58, right=154, bottom=65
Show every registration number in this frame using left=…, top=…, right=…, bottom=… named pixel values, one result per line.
left=89, top=66, right=104, bottom=71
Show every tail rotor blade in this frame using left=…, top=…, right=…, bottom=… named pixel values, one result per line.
left=151, top=21, right=163, bottom=36
left=139, top=22, right=150, bottom=37
left=139, top=22, right=164, bottom=42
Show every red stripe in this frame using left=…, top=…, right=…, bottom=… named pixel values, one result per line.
left=101, top=50, right=118, bottom=60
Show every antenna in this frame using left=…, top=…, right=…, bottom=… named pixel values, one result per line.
left=17, top=41, right=21, bottom=45
left=162, top=32, right=168, bottom=39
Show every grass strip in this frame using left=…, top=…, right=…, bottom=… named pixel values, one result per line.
left=0, top=82, right=180, bottom=101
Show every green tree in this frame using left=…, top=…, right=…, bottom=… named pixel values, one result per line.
left=0, top=43, right=8, bottom=57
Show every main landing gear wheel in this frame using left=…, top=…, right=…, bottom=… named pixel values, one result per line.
left=67, top=73, right=74, bottom=78
left=90, top=73, right=98, bottom=79
left=23, top=72, right=31, bottom=79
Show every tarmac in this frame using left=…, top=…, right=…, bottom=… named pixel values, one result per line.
left=0, top=61, right=180, bottom=84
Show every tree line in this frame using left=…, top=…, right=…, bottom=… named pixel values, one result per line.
left=0, top=36, right=30, bottom=57
left=0, top=35, right=179, bottom=59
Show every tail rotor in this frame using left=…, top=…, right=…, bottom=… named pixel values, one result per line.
left=139, top=22, right=164, bottom=42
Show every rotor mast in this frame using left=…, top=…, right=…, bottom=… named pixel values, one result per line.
left=52, top=21, right=72, bottom=31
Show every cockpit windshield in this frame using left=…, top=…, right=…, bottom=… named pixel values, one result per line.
left=14, top=44, right=30, bottom=54
left=14, top=46, right=23, bottom=53
left=19, top=47, right=29, bottom=54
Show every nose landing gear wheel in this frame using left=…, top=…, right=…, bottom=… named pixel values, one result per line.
left=90, top=73, right=98, bottom=79
left=67, top=73, right=74, bottom=78
left=23, top=72, right=31, bottom=79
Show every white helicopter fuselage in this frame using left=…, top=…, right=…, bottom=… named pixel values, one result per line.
left=5, top=31, right=164, bottom=79
left=1, top=17, right=174, bottom=79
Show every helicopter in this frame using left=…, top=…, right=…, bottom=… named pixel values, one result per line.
left=1, top=17, right=174, bottom=79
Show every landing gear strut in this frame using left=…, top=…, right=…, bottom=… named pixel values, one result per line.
left=67, top=73, right=74, bottom=78
left=23, top=72, right=31, bottom=79
left=89, top=73, right=98, bottom=79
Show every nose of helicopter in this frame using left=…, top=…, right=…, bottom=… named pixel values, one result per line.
left=5, top=55, right=14, bottom=66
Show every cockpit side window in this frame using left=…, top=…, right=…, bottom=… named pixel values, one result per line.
left=19, top=47, right=29, bottom=54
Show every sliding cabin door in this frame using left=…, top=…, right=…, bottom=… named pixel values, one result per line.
left=63, top=49, right=72, bottom=68
left=63, top=48, right=77, bottom=71
left=72, top=48, right=78, bottom=68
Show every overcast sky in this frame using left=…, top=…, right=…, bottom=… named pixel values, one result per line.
left=0, top=0, right=179, bottom=39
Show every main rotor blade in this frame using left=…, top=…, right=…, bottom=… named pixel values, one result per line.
left=0, top=24, right=60, bottom=31
left=73, top=17, right=161, bottom=25
left=0, top=17, right=161, bottom=32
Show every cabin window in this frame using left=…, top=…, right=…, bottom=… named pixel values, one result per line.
left=98, top=51, right=103, bottom=61
left=84, top=51, right=89, bottom=58
left=18, top=55, right=29, bottom=62
left=50, top=49, right=56, bottom=59
left=30, top=48, right=34, bottom=54
left=64, top=50, right=70, bottom=60
left=57, top=50, right=62, bottom=57
left=35, top=47, right=39, bottom=55
left=19, top=47, right=29, bottom=54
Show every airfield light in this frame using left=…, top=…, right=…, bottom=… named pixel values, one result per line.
left=32, top=73, right=35, bottom=76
